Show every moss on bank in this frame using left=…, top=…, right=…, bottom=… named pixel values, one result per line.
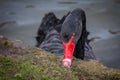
left=0, top=35, right=120, bottom=80
left=0, top=55, right=78, bottom=80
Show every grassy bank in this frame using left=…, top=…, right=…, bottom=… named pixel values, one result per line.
left=0, top=35, right=120, bottom=80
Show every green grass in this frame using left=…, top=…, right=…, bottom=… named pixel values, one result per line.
left=0, top=55, right=78, bottom=80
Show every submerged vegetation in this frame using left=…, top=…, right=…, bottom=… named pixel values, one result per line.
left=0, top=35, right=120, bottom=80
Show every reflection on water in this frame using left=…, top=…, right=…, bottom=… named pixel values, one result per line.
left=0, top=0, right=120, bottom=69
left=0, top=21, right=16, bottom=27
left=58, top=1, right=77, bottom=4
left=108, top=30, right=120, bottom=35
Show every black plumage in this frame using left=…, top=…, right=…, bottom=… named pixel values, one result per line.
left=36, top=8, right=96, bottom=60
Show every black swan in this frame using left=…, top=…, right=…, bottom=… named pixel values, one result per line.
left=36, top=8, right=96, bottom=67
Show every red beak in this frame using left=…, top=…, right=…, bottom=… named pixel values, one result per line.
left=62, top=33, right=75, bottom=67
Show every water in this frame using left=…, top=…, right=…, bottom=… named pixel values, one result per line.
left=0, top=0, right=120, bottom=69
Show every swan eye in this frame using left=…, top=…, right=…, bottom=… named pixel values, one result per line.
left=62, top=34, right=70, bottom=43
